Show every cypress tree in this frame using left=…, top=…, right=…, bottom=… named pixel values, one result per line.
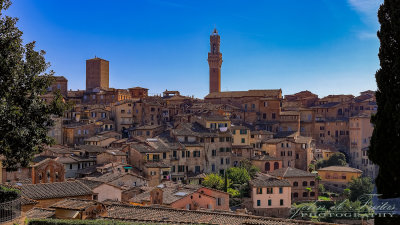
left=369, top=0, right=400, bottom=199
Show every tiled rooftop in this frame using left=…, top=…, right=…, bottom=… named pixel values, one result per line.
left=317, top=166, right=362, bottom=173
left=250, top=173, right=291, bottom=188
left=268, top=167, right=316, bottom=178
left=21, top=181, right=93, bottom=200
left=50, top=198, right=99, bottom=210
left=26, top=207, right=55, bottom=219
left=103, top=203, right=333, bottom=225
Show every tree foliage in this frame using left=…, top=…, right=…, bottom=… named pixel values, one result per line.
left=226, top=167, right=251, bottom=185
left=369, top=0, right=400, bottom=199
left=202, top=173, right=231, bottom=191
left=239, top=159, right=260, bottom=178
left=316, top=152, right=347, bottom=169
left=0, top=0, right=67, bottom=169
left=348, top=177, right=374, bottom=204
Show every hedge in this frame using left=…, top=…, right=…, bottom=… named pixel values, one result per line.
left=27, top=219, right=171, bottom=225
left=0, top=186, right=20, bottom=203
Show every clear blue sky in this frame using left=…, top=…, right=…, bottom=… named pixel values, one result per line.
left=6, top=0, right=382, bottom=98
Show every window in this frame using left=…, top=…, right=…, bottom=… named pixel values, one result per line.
left=182, top=151, right=185, bottom=158
left=163, top=152, right=167, bottom=159
left=293, top=182, right=298, bottom=187
left=240, top=129, right=247, bottom=134
left=212, top=164, right=215, bottom=172
left=211, top=138, right=214, bottom=143
left=257, top=200, right=261, bottom=206
left=310, top=181, right=315, bottom=186
left=186, top=151, right=190, bottom=157
left=293, top=192, right=298, bottom=198
left=288, top=151, right=292, bottom=156
left=69, top=164, right=72, bottom=169
left=303, top=192, right=308, bottom=197
left=220, top=158, right=224, bottom=165
left=219, top=137, right=224, bottom=142
left=265, top=162, right=270, bottom=171
left=241, top=138, right=245, bottom=143
left=226, top=158, right=230, bottom=165
left=310, top=192, right=315, bottom=197
left=226, top=137, right=230, bottom=142
left=267, top=188, right=273, bottom=194
left=303, top=181, right=307, bottom=186
left=217, top=198, right=223, bottom=206
left=280, top=199, right=284, bottom=206
left=272, top=113, right=276, bottom=119
left=212, top=150, right=217, bottom=156
left=279, top=187, right=283, bottom=194
left=268, top=199, right=272, bottom=206
left=178, top=165, right=185, bottom=172
left=219, top=147, right=224, bottom=152
left=195, top=166, right=201, bottom=173
left=274, top=162, right=279, bottom=170
left=256, top=188, right=262, bottom=194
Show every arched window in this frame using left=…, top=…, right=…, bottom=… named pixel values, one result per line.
left=38, top=173, right=42, bottom=183
left=293, top=192, right=298, bottom=198
left=55, top=172, right=59, bottom=182
left=293, top=182, right=298, bottom=187
left=303, top=192, right=308, bottom=197
left=310, top=192, right=315, bottom=197
left=302, top=181, right=307, bottom=186
left=310, top=181, right=315, bottom=186
left=274, top=162, right=279, bottom=170
left=265, top=162, right=270, bottom=171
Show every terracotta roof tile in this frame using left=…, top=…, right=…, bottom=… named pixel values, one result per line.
left=21, top=181, right=93, bottom=200
left=104, top=203, right=333, bottom=225
left=26, top=208, right=55, bottom=219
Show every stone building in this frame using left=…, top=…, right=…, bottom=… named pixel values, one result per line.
left=269, top=167, right=318, bottom=203
left=63, top=122, right=100, bottom=146
left=208, top=28, right=222, bottom=93
left=49, top=198, right=107, bottom=220
left=31, top=158, right=65, bottom=184
left=349, top=114, right=378, bottom=178
left=86, top=57, right=109, bottom=91
left=48, top=76, right=68, bottom=97
left=249, top=173, right=291, bottom=217
left=130, top=182, right=230, bottom=211
left=128, top=87, right=149, bottom=99
left=20, top=181, right=94, bottom=208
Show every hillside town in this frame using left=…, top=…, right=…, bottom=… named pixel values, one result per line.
left=1, top=29, right=378, bottom=224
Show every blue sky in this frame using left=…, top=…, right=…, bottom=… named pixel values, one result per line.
left=7, top=0, right=382, bottom=98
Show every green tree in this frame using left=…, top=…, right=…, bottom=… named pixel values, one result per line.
left=348, top=177, right=373, bottom=204
left=342, top=188, right=351, bottom=199
left=226, top=167, right=251, bottom=185
left=316, top=152, right=347, bottom=169
left=318, top=184, right=325, bottom=193
left=0, top=0, right=67, bottom=169
left=202, top=173, right=231, bottom=191
left=369, top=0, right=400, bottom=199
left=239, top=159, right=260, bottom=178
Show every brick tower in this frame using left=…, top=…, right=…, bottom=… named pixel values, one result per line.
left=86, top=57, right=109, bottom=91
left=208, top=28, right=222, bottom=93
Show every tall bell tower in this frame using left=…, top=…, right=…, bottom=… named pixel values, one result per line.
left=208, top=28, right=222, bottom=93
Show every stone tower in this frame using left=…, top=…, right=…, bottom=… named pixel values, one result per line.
left=86, top=57, right=109, bottom=91
left=208, top=28, right=222, bottom=93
